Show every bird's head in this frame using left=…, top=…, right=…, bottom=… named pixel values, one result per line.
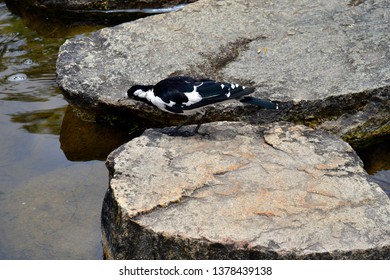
left=127, top=85, right=153, bottom=99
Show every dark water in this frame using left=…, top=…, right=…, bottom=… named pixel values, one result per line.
left=355, top=140, right=390, bottom=196
left=0, top=2, right=389, bottom=260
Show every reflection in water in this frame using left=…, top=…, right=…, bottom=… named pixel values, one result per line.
left=60, top=106, right=136, bottom=161
left=356, top=139, right=390, bottom=197
left=356, top=138, right=390, bottom=175
left=9, top=106, right=66, bottom=134
left=8, top=100, right=141, bottom=161
left=1, top=75, right=59, bottom=102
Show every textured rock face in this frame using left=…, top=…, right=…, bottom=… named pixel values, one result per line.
left=55, top=0, right=390, bottom=146
left=102, top=122, right=390, bottom=259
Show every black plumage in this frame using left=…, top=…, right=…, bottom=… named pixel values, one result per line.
left=127, top=76, right=277, bottom=136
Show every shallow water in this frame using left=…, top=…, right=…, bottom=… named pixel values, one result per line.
left=0, top=2, right=131, bottom=259
left=0, top=1, right=389, bottom=259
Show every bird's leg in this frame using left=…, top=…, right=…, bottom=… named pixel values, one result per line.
left=168, top=123, right=186, bottom=136
left=168, top=122, right=198, bottom=137
left=178, top=122, right=203, bottom=137
left=167, top=113, right=208, bottom=137
left=191, top=122, right=203, bottom=135
left=184, top=112, right=208, bottom=137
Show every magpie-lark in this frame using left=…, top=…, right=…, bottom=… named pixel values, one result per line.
left=127, top=76, right=277, bottom=136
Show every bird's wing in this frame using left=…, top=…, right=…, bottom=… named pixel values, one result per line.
left=182, top=81, right=255, bottom=110
left=154, top=76, right=197, bottom=104
left=155, top=77, right=254, bottom=109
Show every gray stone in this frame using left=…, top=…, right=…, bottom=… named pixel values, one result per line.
left=102, top=122, right=390, bottom=259
left=56, top=0, right=390, bottom=146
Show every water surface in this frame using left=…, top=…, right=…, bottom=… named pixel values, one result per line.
left=0, top=2, right=131, bottom=259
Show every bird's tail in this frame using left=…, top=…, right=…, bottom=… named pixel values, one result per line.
left=240, top=96, right=278, bottom=109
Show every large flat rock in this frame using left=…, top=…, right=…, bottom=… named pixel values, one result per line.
left=102, top=122, right=390, bottom=259
left=56, top=0, right=390, bottom=145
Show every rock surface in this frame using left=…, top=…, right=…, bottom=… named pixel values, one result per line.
left=55, top=0, right=390, bottom=146
left=102, top=122, right=390, bottom=259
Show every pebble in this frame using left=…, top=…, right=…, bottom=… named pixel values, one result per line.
left=7, top=73, right=27, bottom=82
left=23, top=59, right=33, bottom=65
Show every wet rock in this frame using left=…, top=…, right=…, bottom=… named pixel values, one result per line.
left=56, top=0, right=390, bottom=147
left=102, top=121, right=390, bottom=259
left=5, top=0, right=194, bottom=10
left=5, top=0, right=195, bottom=26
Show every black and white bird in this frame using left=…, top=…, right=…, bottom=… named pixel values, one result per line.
left=127, top=76, right=277, bottom=136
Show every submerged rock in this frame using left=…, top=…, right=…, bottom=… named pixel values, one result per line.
left=7, top=73, right=27, bottom=82
left=102, top=122, right=390, bottom=259
left=55, top=0, right=390, bottom=147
